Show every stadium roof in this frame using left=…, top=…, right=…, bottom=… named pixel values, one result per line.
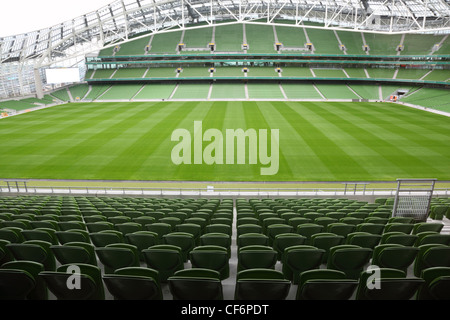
left=1, top=0, right=449, bottom=65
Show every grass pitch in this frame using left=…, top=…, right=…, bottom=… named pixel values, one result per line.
left=0, top=101, right=449, bottom=182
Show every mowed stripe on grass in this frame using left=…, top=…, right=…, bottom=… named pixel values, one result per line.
left=0, top=101, right=448, bottom=182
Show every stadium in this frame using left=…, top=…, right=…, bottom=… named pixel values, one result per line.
left=0, top=0, right=450, bottom=305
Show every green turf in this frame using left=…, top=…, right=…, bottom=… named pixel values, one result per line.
left=0, top=101, right=449, bottom=182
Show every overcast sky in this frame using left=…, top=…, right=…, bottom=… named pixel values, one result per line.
left=0, top=0, right=114, bottom=37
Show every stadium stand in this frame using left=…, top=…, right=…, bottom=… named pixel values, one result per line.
left=0, top=194, right=449, bottom=300
left=0, top=2, right=449, bottom=306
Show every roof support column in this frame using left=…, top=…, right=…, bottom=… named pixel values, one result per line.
left=33, top=67, right=44, bottom=99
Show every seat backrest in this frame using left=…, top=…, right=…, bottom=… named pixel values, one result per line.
left=237, top=233, right=269, bottom=248
left=414, top=244, right=450, bottom=277
left=142, top=246, right=184, bottom=282
left=296, top=269, right=358, bottom=300
left=346, top=232, right=381, bottom=249
left=372, top=244, right=419, bottom=272
left=417, top=233, right=450, bottom=246
left=412, top=222, right=444, bottom=235
left=234, top=278, right=291, bottom=300
left=124, top=231, right=158, bottom=259
left=41, top=263, right=105, bottom=300
left=417, top=267, right=450, bottom=300
left=356, top=268, right=406, bottom=300
left=380, top=232, right=418, bottom=246
left=189, top=248, right=230, bottom=280
left=103, top=274, right=161, bottom=300
left=236, top=268, right=286, bottom=281
left=273, top=233, right=307, bottom=260
left=358, top=278, right=425, bottom=300
left=173, top=268, right=221, bottom=280
left=281, top=245, right=326, bottom=284
left=237, top=246, right=278, bottom=272
left=168, top=276, right=224, bottom=300
left=237, top=224, right=263, bottom=236
left=51, top=245, right=93, bottom=266
left=0, top=269, right=36, bottom=300
left=327, top=245, right=373, bottom=279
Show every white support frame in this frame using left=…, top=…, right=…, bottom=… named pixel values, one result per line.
left=0, top=0, right=449, bottom=99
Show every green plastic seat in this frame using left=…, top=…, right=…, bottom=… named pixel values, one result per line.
left=380, top=232, right=418, bottom=246
left=21, top=228, right=58, bottom=245
left=356, top=223, right=386, bottom=234
left=113, top=266, right=163, bottom=298
left=288, top=217, right=313, bottom=230
left=55, top=230, right=90, bottom=244
left=303, top=212, right=324, bottom=221
left=145, top=223, right=172, bottom=242
left=89, top=231, right=124, bottom=247
left=168, top=274, right=223, bottom=300
left=0, top=269, right=36, bottom=300
left=159, top=217, right=181, bottom=231
left=383, top=223, right=415, bottom=234
left=189, top=245, right=230, bottom=280
left=0, top=227, right=24, bottom=243
left=234, top=269, right=291, bottom=300
left=372, top=244, right=419, bottom=273
left=314, top=217, right=339, bottom=230
left=51, top=243, right=96, bottom=266
left=0, top=261, right=47, bottom=300
left=123, top=210, right=144, bottom=219
left=174, top=223, right=203, bottom=245
left=85, top=222, right=114, bottom=233
left=266, top=224, right=294, bottom=246
left=356, top=268, right=424, bottom=300
left=412, top=222, right=444, bottom=235
left=57, top=221, right=86, bottom=231
left=429, top=205, right=449, bottom=220
left=261, top=217, right=285, bottom=234
left=205, top=223, right=232, bottom=237
left=296, top=269, right=358, bottom=300
left=346, top=232, right=381, bottom=249
left=413, top=244, right=450, bottom=277
left=107, top=216, right=131, bottom=225
left=387, top=217, right=415, bottom=224
left=132, top=216, right=156, bottom=227
left=124, top=231, right=159, bottom=260
left=415, top=233, right=450, bottom=246
left=296, top=223, right=324, bottom=244
left=281, top=245, right=325, bottom=284
left=115, top=222, right=143, bottom=236
left=39, top=263, right=105, bottom=300
left=416, top=267, right=450, bottom=300
left=327, top=223, right=356, bottom=239
left=237, top=245, right=278, bottom=272
left=326, top=244, right=373, bottom=279
left=237, top=224, right=263, bottom=236
left=273, top=233, right=306, bottom=260
left=162, top=232, right=195, bottom=262
left=199, top=233, right=231, bottom=257
left=103, top=275, right=159, bottom=300
left=325, top=212, right=347, bottom=220
left=237, top=233, right=269, bottom=248
left=311, top=233, right=345, bottom=263
left=142, top=245, right=184, bottom=282
left=7, top=240, right=56, bottom=271
left=95, top=243, right=140, bottom=274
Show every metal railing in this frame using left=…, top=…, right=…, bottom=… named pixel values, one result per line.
left=1, top=181, right=449, bottom=199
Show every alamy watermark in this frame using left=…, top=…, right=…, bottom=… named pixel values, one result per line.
left=171, top=121, right=279, bottom=175
left=66, top=265, right=81, bottom=290
left=365, top=265, right=381, bottom=290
